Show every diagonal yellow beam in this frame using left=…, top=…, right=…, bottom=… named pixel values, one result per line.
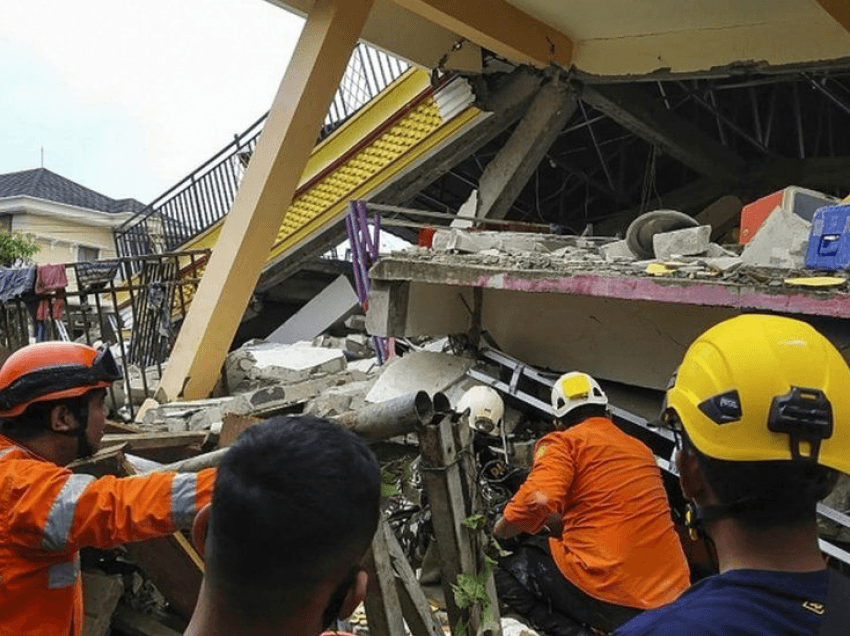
left=156, top=0, right=375, bottom=402
left=815, top=0, right=850, bottom=34
left=390, top=0, right=572, bottom=68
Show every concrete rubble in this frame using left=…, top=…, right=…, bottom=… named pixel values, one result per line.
left=94, top=197, right=849, bottom=636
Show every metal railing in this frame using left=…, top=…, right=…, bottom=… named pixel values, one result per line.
left=114, top=43, right=409, bottom=272
left=0, top=251, right=211, bottom=421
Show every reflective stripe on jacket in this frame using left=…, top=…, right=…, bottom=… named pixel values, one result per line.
left=0, top=434, right=215, bottom=636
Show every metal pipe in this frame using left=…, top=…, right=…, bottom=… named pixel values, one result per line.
left=149, top=447, right=228, bottom=474
left=338, top=390, right=434, bottom=440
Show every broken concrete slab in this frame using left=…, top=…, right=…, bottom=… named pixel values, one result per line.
left=267, top=274, right=360, bottom=345
left=652, top=225, right=711, bottom=260
left=225, top=342, right=347, bottom=392
left=431, top=229, right=577, bottom=255
left=365, top=351, right=474, bottom=403
left=250, top=344, right=345, bottom=381
left=741, top=204, right=811, bottom=269
left=600, top=239, right=636, bottom=262
left=304, top=380, right=375, bottom=417
left=703, top=256, right=743, bottom=273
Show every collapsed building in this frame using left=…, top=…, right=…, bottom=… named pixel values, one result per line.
left=4, top=1, right=850, bottom=634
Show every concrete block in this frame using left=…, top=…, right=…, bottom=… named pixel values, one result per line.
left=365, top=351, right=473, bottom=403
left=365, top=281, right=409, bottom=337
left=241, top=343, right=346, bottom=385
left=652, top=225, right=711, bottom=260
left=187, top=406, right=222, bottom=432
left=345, top=334, right=374, bottom=359
left=741, top=204, right=811, bottom=269
left=704, top=256, right=742, bottom=273
left=344, top=314, right=367, bottom=332
left=348, top=358, right=378, bottom=376
left=267, top=275, right=360, bottom=345
left=166, top=418, right=189, bottom=433
left=599, top=239, right=636, bottom=262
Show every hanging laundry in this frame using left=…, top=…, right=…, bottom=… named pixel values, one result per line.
left=75, top=261, right=119, bottom=291
left=35, top=264, right=68, bottom=322
left=0, top=266, right=36, bottom=303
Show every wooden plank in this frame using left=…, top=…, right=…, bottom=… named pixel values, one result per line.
left=69, top=444, right=128, bottom=478
left=105, top=420, right=145, bottom=435
left=101, top=431, right=210, bottom=451
left=363, top=526, right=405, bottom=636
left=218, top=413, right=259, bottom=447
left=417, top=415, right=500, bottom=635
left=380, top=521, right=443, bottom=636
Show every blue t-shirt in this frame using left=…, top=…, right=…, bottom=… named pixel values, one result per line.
left=614, top=569, right=828, bottom=636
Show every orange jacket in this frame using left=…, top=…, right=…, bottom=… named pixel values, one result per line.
left=0, top=435, right=215, bottom=636
left=503, top=417, right=689, bottom=609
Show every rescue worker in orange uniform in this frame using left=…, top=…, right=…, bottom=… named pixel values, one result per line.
left=0, top=342, right=215, bottom=636
left=494, top=372, right=690, bottom=636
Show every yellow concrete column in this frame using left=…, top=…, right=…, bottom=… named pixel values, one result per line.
left=157, top=0, right=375, bottom=402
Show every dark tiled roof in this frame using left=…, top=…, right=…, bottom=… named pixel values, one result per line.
left=0, top=168, right=146, bottom=214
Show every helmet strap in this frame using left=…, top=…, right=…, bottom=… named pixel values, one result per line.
left=53, top=399, right=93, bottom=459
left=685, top=496, right=762, bottom=540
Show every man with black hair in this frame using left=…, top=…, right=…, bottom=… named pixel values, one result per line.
left=184, top=414, right=381, bottom=636
left=615, top=314, right=850, bottom=636
left=0, top=342, right=215, bottom=636
left=493, top=372, right=690, bottom=636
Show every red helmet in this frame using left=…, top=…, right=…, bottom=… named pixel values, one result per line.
left=0, top=342, right=122, bottom=418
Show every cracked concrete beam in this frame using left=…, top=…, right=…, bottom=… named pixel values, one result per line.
left=477, top=78, right=578, bottom=220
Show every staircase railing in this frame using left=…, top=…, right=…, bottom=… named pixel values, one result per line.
left=113, top=43, right=408, bottom=277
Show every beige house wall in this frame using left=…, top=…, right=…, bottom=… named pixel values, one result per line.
left=11, top=212, right=118, bottom=265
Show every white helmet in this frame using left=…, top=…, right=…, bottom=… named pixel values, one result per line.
left=551, top=372, right=607, bottom=419
left=457, top=386, right=504, bottom=435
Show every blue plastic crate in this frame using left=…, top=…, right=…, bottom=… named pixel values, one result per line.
left=806, top=205, right=850, bottom=270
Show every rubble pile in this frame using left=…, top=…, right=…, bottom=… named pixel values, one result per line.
left=393, top=206, right=850, bottom=293
left=78, top=192, right=850, bottom=636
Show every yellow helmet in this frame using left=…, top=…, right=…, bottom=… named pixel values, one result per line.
left=666, top=314, right=850, bottom=474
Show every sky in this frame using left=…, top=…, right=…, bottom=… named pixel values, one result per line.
left=0, top=0, right=304, bottom=204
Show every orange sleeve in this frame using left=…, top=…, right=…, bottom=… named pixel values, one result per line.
left=65, top=467, right=217, bottom=550
left=2, top=461, right=216, bottom=553
left=503, top=434, right=574, bottom=534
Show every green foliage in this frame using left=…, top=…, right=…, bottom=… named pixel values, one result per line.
left=451, top=548, right=502, bottom=634
left=462, top=513, right=486, bottom=532
left=0, top=231, right=39, bottom=267
left=381, top=468, right=400, bottom=498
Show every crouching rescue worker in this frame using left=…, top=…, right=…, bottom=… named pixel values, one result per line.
left=0, top=342, right=216, bottom=636
left=614, top=314, right=850, bottom=636
left=494, top=372, right=690, bottom=636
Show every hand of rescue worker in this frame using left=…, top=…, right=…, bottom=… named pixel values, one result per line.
left=540, top=510, right=563, bottom=536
